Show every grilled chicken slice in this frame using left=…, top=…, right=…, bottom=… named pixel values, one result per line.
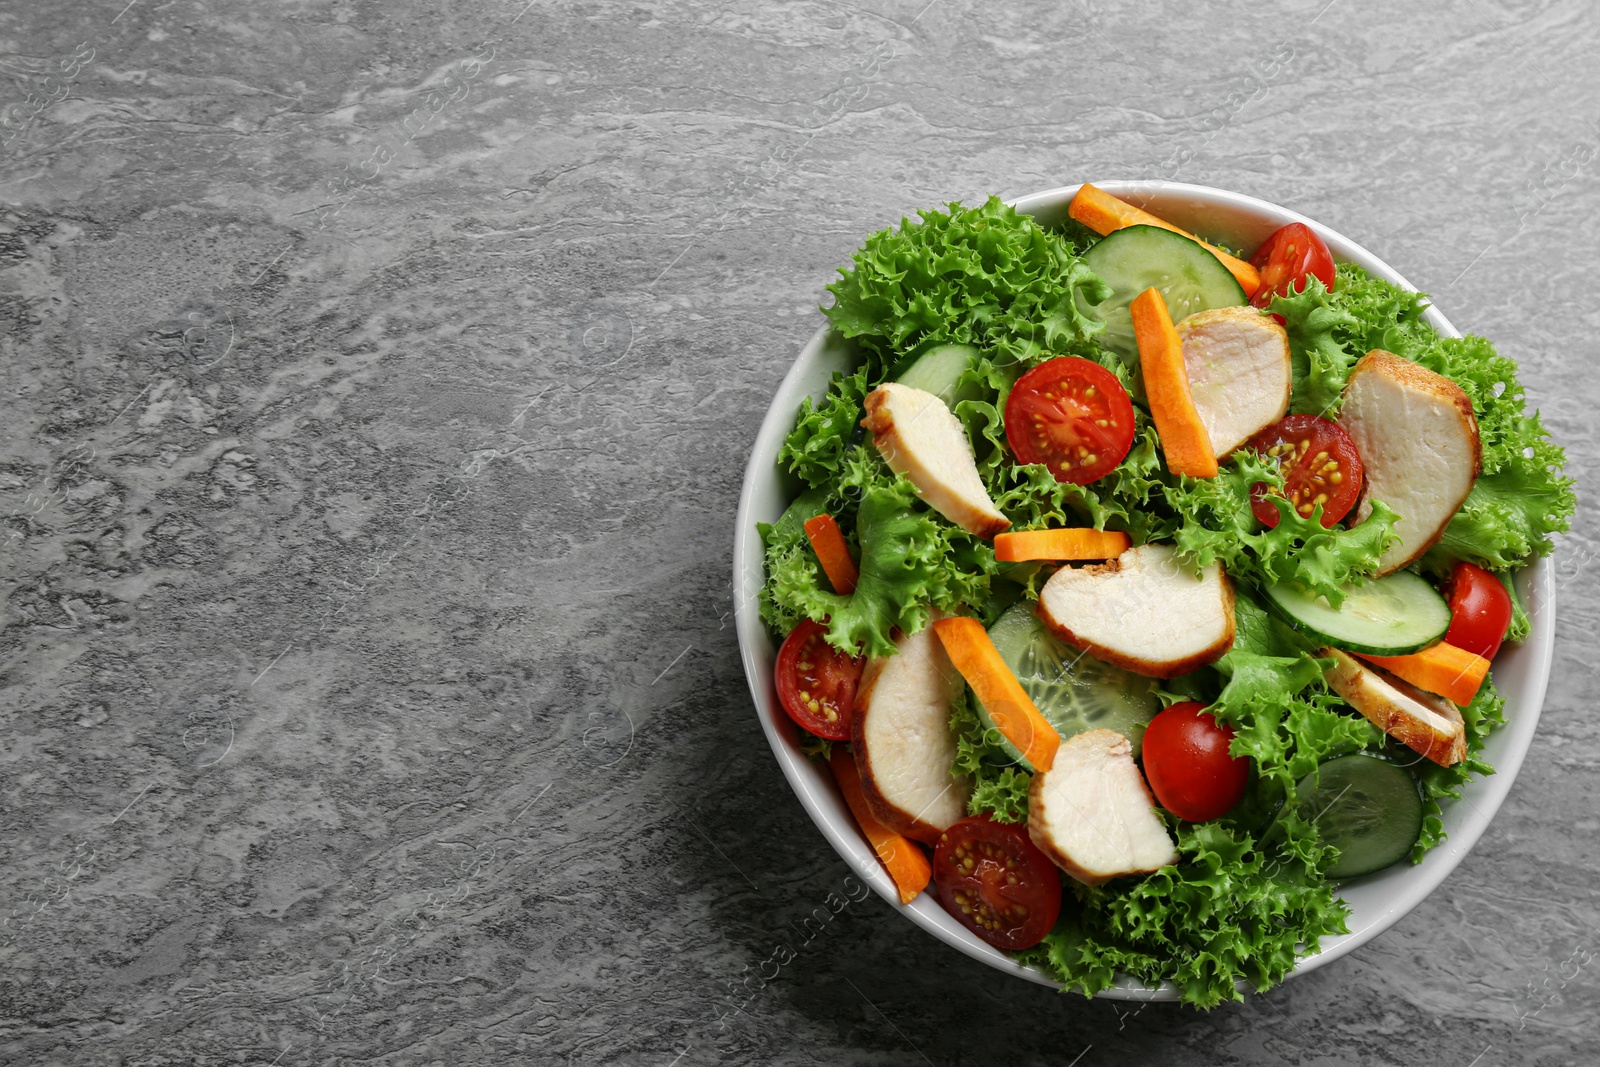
left=1337, top=350, right=1481, bottom=575
left=1028, top=728, right=1178, bottom=886
left=862, top=383, right=1009, bottom=539
left=1176, top=306, right=1293, bottom=456
left=1321, top=647, right=1466, bottom=766
left=1036, top=543, right=1235, bottom=678
left=852, top=621, right=971, bottom=844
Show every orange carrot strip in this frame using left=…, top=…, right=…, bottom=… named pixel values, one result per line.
left=1131, top=287, right=1218, bottom=478
left=803, top=513, right=860, bottom=595
left=993, top=528, right=1131, bottom=563
left=932, top=616, right=1060, bottom=772
left=1068, top=183, right=1262, bottom=296
left=1359, top=642, right=1490, bottom=708
left=829, top=747, right=932, bottom=905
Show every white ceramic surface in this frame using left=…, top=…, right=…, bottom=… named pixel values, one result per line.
left=732, top=182, right=1554, bottom=1000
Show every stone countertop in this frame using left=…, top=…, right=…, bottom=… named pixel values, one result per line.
left=1, top=1, right=1596, bottom=1064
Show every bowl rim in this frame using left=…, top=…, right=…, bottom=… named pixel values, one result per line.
left=732, top=180, right=1555, bottom=1000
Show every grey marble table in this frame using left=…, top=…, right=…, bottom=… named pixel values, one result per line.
left=1, top=1, right=1596, bottom=1064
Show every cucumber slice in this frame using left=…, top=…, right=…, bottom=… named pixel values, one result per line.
left=1294, top=754, right=1423, bottom=879
left=893, top=343, right=983, bottom=410
left=1261, top=571, right=1451, bottom=656
left=975, top=601, right=1161, bottom=770
left=1081, top=225, right=1247, bottom=360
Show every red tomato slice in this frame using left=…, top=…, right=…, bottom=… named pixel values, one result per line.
left=1444, top=561, right=1514, bottom=660
left=1141, top=702, right=1249, bottom=823
left=774, top=620, right=864, bottom=741
left=1247, top=414, right=1364, bottom=528
left=1004, top=357, right=1136, bottom=485
left=1249, top=222, right=1336, bottom=308
left=932, top=815, right=1061, bottom=950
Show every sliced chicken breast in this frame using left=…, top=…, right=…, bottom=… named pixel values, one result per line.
left=1337, top=350, right=1481, bottom=575
left=1035, top=543, right=1235, bottom=678
left=862, top=383, right=1009, bottom=539
left=1176, top=306, right=1292, bottom=456
left=853, top=621, right=971, bottom=844
left=1321, top=647, right=1466, bottom=767
left=1028, top=728, right=1178, bottom=886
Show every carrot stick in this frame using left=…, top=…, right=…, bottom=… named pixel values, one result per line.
left=803, top=513, right=859, bottom=595
left=1358, top=642, right=1490, bottom=707
left=1131, top=287, right=1218, bottom=478
left=932, top=616, right=1060, bottom=772
left=1068, top=183, right=1262, bottom=296
left=994, top=528, right=1131, bottom=563
left=830, top=747, right=932, bottom=905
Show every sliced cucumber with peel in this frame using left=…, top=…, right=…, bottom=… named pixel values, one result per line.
left=1294, top=754, right=1424, bottom=879
left=974, top=601, right=1161, bottom=771
left=1261, top=571, right=1451, bottom=656
left=1081, top=225, right=1247, bottom=360
left=892, top=343, right=983, bottom=410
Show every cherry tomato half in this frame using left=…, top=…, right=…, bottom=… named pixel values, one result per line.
left=1444, top=561, right=1514, bottom=660
left=1141, top=702, right=1249, bottom=823
left=1249, top=222, right=1336, bottom=309
left=1247, top=414, right=1364, bottom=528
left=932, top=815, right=1061, bottom=951
left=774, top=619, right=865, bottom=741
left=1004, top=357, right=1136, bottom=485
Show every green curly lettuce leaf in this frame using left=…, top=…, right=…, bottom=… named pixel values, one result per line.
left=756, top=486, right=834, bottom=637
left=796, top=734, right=834, bottom=763
left=1210, top=593, right=1381, bottom=802
left=1268, top=276, right=1363, bottom=416
left=1165, top=449, right=1399, bottom=606
left=949, top=690, right=1030, bottom=823
left=823, top=196, right=1111, bottom=379
left=1498, top=570, right=1531, bottom=645
left=1410, top=674, right=1506, bottom=861
left=1020, top=821, right=1350, bottom=1009
left=1421, top=470, right=1574, bottom=572
left=760, top=476, right=994, bottom=658
left=1270, top=266, right=1574, bottom=570
left=778, top=367, right=872, bottom=490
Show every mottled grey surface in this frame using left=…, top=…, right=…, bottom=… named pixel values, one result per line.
left=0, top=0, right=1596, bottom=1064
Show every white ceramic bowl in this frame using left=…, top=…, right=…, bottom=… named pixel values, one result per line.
left=732, top=181, right=1554, bottom=1000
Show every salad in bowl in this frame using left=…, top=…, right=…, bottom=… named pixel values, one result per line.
left=735, top=182, right=1573, bottom=1006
